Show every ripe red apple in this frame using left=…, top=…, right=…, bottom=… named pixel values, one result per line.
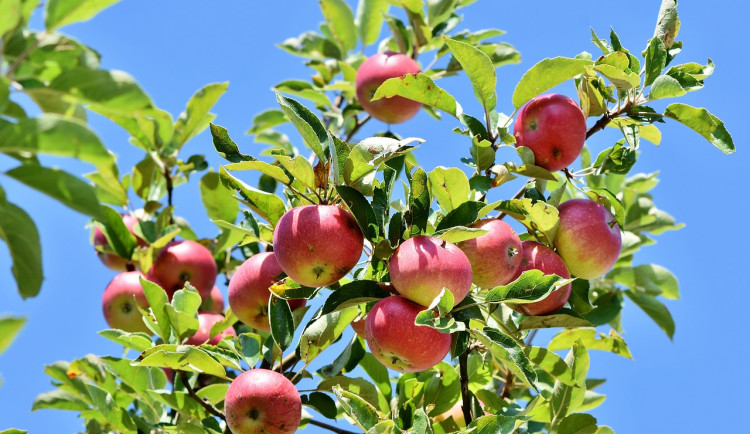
left=365, top=295, right=451, bottom=372
left=225, top=369, right=301, bottom=434
left=93, top=214, right=146, bottom=271
left=102, top=271, right=151, bottom=334
left=273, top=205, right=364, bottom=288
left=389, top=236, right=473, bottom=307
left=554, top=199, right=622, bottom=279
left=228, top=252, right=307, bottom=332
left=149, top=240, right=217, bottom=299
left=199, top=285, right=225, bottom=313
left=355, top=51, right=422, bottom=124
left=514, top=93, right=587, bottom=172
left=184, top=312, right=236, bottom=346
left=510, top=241, right=571, bottom=316
left=456, top=219, right=522, bottom=289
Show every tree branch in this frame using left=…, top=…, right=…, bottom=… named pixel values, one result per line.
left=5, top=31, right=46, bottom=78
left=344, top=115, right=371, bottom=143
left=459, top=350, right=473, bottom=426
left=178, top=372, right=226, bottom=422
left=308, top=419, right=358, bottom=434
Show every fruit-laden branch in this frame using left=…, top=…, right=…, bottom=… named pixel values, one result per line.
left=585, top=101, right=633, bottom=139
left=459, top=350, right=474, bottom=426
left=178, top=372, right=227, bottom=422
left=308, top=419, right=358, bottom=434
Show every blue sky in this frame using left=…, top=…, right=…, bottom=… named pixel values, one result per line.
left=1, top=1, right=748, bottom=432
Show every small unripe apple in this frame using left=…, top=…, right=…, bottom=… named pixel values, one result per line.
left=225, top=369, right=301, bottom=434
left=554, top=199, right=622, bottom=279
left=355, top=51, right=422, bottom=124
left=389, top=236, right=473, bottom=307
left=510, top=241, right=571, bottom=316
left=228, top=252, right=307, bottom=332
left=199, top=285, right=225, bottom=314
left=514, top=93, right=587, bottom=172
left=93, top=214, right=146, bottom=271
left=365, top=296, right=451, bottom=372
left=184, top=312, right=236, bottom=346
left=456, top=219, right=522, bottom=289
left=273, top=205, right=364, bottom=288
left=101, top=271, right=151, bottom=334
left=149, top=240, right=217, bottom=299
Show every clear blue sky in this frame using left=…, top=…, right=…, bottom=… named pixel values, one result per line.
left=1, top=1, right=747, bottom=432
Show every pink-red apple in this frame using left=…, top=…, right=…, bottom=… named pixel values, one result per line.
left=355, top=51, right=422, bottom=124
left=228, top=252, right=307, bottom=332
left=514, top=93, right=587, bottom=172
left=199, top=285, right=225, bottom=314
left=554, top=199, right=622, bottom=279
left=365, top=295, right=451, bottom=372
left=225, top=368, right=301, bottom=434
left=273, top=205, right=364, bottom=288
left=184, top=312, right=236, bottom=346
left=149, top=240, right=217, bottom=299
left=456, top=219, right=522, bottom=289
left=93, top=214, right=146, bottom=271
left=510, top=241, right=571, bottom=316
left=389, top=236, right=473, bottom=307
left=102, top=271, right=151, bottom=334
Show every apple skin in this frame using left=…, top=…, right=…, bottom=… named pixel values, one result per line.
left=225, top=368, right=301, bottom=434
left=389, top=236, right=473, bottom=307
left=365, top=295, right=452, bottom=373
left=199, top=285, right=225, bottom=314
left=510, top=241, right=571, bottom=316
left=149, top=240, right=217, bottom=299
left=514, top=93, right=587, bottom=172
left=350, top=283, right=395, bottom=338
left=456, top=219, right=523, bottom=289
left=554, top=199, right=622, bottom=279
left=184, top=312, right=236, bottom=346
left=93, top=214, right=146, bottom=271
left=228, top=252, right=307, bottom=332
left=102, top=271, right=151, bottom=334
left=355, top=51, right=422, bottom=124
left=273, top=205, right=364, bottom=288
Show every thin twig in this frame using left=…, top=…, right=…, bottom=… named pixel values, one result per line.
left=5, top=31, right=46, bottom=78
left=459, top=350, right=473, bottom=426
left=308, top=419, right=358, bottom=434
left=178, top=372, right=226, bottom=421
left=344, top=114, right=371, bottom=143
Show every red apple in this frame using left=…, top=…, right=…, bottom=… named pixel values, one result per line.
left=554, top=199, right=622, bottom=279
left=365, top=295, right=451, bottom=373
left=228, top=252, right=307, bottom=332
left=510, top=241, right=571, bottom=316
left=456, top=219, right=522, bottom=289
left=355, top=51, right=422, bottom=124
left=199, top=285, right=225, bottom=313
left=225, top=369, right=301, bottom=434
left=102, top=271, right=151, bottom=334
left=93, top=214, right=146, bottom=271
left=389, top=236, right=473, bottom=307
left=184, top=312, right=236, bottom=346
left=514, top=93, right=587, bottom=172
left=149, top=240, right=217, bottom=299
left=272, top=205, right=364, bottom=288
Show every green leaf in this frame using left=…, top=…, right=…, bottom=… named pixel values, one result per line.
left=649, top=75, right=686, bottom=100
left=356, top=0, right=389, bottom=46
left=445, top=38, right=497, bottom=112
left=247, top=109, right=288, bottom=134
left=593, top=64, right=640, bottom=90
left=344, top=137, right=422, bottom=187
left=321, top=280, right=390, bottom=314
left=98, top=329, right=152, bottom=352
left=0, top=0, right=21, bottom=36
left=165, top=286, right=202, bottom=341
left=494, top=198, right=559, bottom=244
left=624, top=290, right=675, bottom=340
left=0, top=316, right=25, bottom=355
left=276, top=93, right=329, bottom=163
left=407, top=168, right=431, bottom=236
left=225, top=160, right=291, bottom=185
left=428, top=166, right=470, bottom=212
left=373, top=73, right=462, bottom=118
left=99, top=206, right=136, bottom=259
left=45, top=0, right=121, bottom=30
left=434, top=200, right=486, bottom=231
left=135, top=345, right=228, bottom=379
left=318, top=376, right=380, bottom=408
left=663, top=103, right=735, bottom=154
left=48, top=68, right=152, bottom=113
left=210, top=123, right=251, bottom=163
left=336, top=185, right=379, bottom=240
left=235, top=333, right=263, bottom=367
left=332, top=385, right=380, bottom=431
left=200, top=171, right=239, bottom=225
left=550, top=339, right=589, bottom=426
left=428, top=0, right=457, bottom=25
left=278, top=31, right=342, bottom=60
left=512, top=57, right=593, bottom=109
left=485, top=269, right=567, bottom=304
left=6, top=164, right=103, bottom=219
left=299, top=306, right=359, bottom=364
left=274, top=154, right=316, bottom=189
left=653, top=0, right=680, bottom=49
left=302, top=392, right=338, bottom=419
left=32, top=389, right=89, bottom=411
left=433, top=226, right=487, bottom=244
left=558, top=414, right=598, bottom=434
left=607, top=264, right=679, bottom=299
left=0, top=200, right=42, bottom=298
left=219, top=166, right=287, bottom=227
left=195, top=383, right=230, bottom=406
left=321, top=0, right=358, bottom=53
left=518, top=311, right=594, bottom=330
left=467, top=415, right=521, bottom=434
left=359, top=353, right=392, bottom=400
left=273, top=80, right=332, bottom=108
left=140, top=276, right=171, bottom=341
left=643, top=37, right=667, bottom=87
left=471, top=327, right=538, bottom=390
left=269, top=297, right=294, bottom=351
left=548, top=329, right=632, bottom=359
left=524, top=346, right=576, bottom=387
left=173, top=82, right=228, bottom=147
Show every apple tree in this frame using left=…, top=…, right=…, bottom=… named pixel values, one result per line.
left=1, top=0, right=736, bottom=433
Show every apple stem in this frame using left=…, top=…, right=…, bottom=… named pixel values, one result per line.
left=459, top=350, right=474, bottom=426
left=308, top=419, right=358, bottom=434
left=177, top=371, right=227, bottom=422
